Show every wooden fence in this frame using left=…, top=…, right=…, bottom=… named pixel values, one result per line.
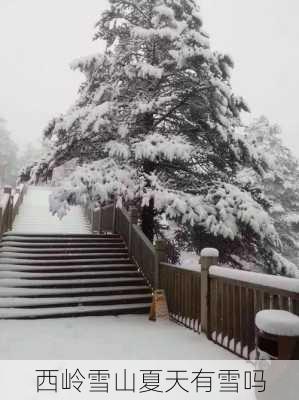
left=160, top=263, right=201, bottom=332
left=0, top=184, right=26, bottom=236
left=208, top=266, right=299, bottom=359
left=86, top=202, right=299, bottom=359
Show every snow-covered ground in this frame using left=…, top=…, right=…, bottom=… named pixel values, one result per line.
left=12, top=185, right=90, bottom=234
left=0, top=315, right=237, bottom=360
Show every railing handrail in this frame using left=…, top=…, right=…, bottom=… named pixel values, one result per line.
left=131, top=224, right=156, bottom=257
left=0, top=193, right=10, bottom=210
left=0, top=183, right=27, bottom=235
left=210, top=265, right=299, bottom=297
left=160, top=261, right=201, bottom=276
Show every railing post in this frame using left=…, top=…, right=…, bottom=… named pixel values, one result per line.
left=128, top=207, right=138, bottom=259
left=4, top=186, right=13, bottom=230
left=112, top=200, right=117, bottom=234
left=0, top=207, right=3, bottom=236
left=98, top=208, right=102, bottom=234
left=154, top=239, right=168, bottom=289
left=200, top=248, right=219, bottom=338
left=90, top=209, right=94, bottom=232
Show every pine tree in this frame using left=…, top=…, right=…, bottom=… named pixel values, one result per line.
left=42, top=0, right=284, bottom=274
left=240, top=116, right=299, bottom=274
left=0, top=118, right=18, bottom=186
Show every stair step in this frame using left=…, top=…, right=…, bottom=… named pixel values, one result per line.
left=0, top=277, right=145, bottom=288
left=2, top=237, right=122, bottom=244
left=0, top=293, right=152, bottom=308
left=0, top=285, right=151, bottom=298
left=0, top=263, right=137, bottom=272
left=0, top=270, right=140, bottom=279
left=4, top=233, right=120, bottom=239
left=4, top=233, right=120, bottom=238
left=0, top=245, right=126, bottom=253
left=0, top=303, right=151, bottom=319
left=0, top=258, right=131, bottom=266
left=0, top=226, right=152, bottom=319
left=0, top=241, right=124, bottom=249
left=0, top=251, right=129, bottom=259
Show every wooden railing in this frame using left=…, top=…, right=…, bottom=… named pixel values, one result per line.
left=86, top=203, right=158, bottom=289
left=208, top=266, right=299, bottom=359
left=0, top=184, right=26, bottom=236
left=85, top=203, right=115, bottom=234
left=160, top=263, right=201, bottom=332
left=85, top=201, right=299, bottom=359
left=131, top=225, right=157, bottom=288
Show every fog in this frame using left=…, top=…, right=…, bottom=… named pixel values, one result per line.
left=0, top=0, right=298, bottom=154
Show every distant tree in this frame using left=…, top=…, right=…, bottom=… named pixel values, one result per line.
left=238, top=116, right=299, bottom=273
left=0, top=118, right=18, bottom=186
left=18, top=141, right=43, bottom=170
left=18, top=141, right=53, bottom=185
left=42, top=0, right=287, bottom=275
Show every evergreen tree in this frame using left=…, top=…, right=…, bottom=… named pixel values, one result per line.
left=239, top=116, right=299, bottom=274
left=0, top=118, right=18, bottom=186
left=42, top=0, right=284, bottom=274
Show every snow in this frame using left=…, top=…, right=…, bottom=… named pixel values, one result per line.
left=180, top=251, right=200, bottom=272
left=104, top=141, right=130, bottom=160
left=0, top=315, right=237, bottom=359
left=0, top=285, right=149, bottom=298
left=0, top=303, right=150, bottom=319
left=0, top=263, right=134, bottom=272
left=200, top=248, right=219, bottom=258
left=256, top=310, right=299, bottom=336
left=0, top=277, right=144, bottom=287
left=0, top=257, right=129, bottom=265
left=135, top=62, right=164, bottom=79
left=134, top=133, right=192, bottom=162
left=13, top=186, right=90, bottom=234
left=210, top=266, right=299, bottom=293
left=0, top=270, right=137, bottom=279
left=0, top=294, right=152, bottom=308
left=286, top=213, right=299, bottom=225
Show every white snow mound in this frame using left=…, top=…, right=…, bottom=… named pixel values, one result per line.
left=256, top=310, right=299, bottom=337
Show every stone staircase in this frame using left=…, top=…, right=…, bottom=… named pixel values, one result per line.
left=0, top=232, right=152, bottom=319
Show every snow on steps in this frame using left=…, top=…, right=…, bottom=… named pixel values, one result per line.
left=0, top=277, right=146, bottom=287
left=0, top=263, right=137, bottom=272
left=0, top=293, right=153, bottom=308
left=0, top=232, right=152, bottom=319
left=0, top=285, right=151, bottom=297
left=0, top=303, right=151, bottom=319
left=0, top=270, right=140, bottom=279
left=12, top=186, right=90, bottom=234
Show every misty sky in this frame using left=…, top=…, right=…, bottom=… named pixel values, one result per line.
left=0, top=0, right=299, bottom=154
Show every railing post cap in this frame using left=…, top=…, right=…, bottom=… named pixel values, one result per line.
left=200, top=248, right=219, bottom=258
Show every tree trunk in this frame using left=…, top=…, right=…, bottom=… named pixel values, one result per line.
left=140, top=112, right=155, bottom=242
left=141, top=197, right=155, bottom=242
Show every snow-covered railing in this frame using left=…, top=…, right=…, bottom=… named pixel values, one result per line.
left=0, top=187, right=13, bottom=235
left=0, top=184, right=27, bottom=236
left=85, top=203, right=115, bottom=234
left=160, top=262, right=202, bottom=332
left=12, top=184, right=27, bottom=222
left=208, top=265, right=299, bottom=359
left=157, top=247, right=299, bottom=359
left=86, top=203, right=159, bottom=289
left=114, top=205, right=158, bottom=289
